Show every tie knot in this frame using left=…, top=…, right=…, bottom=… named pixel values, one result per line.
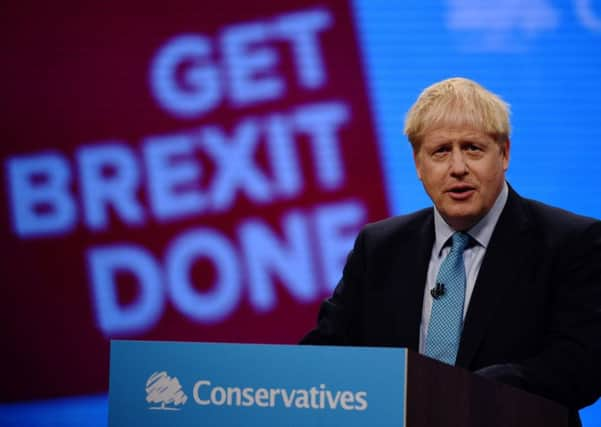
left=451, top=232, right=470, bottom=252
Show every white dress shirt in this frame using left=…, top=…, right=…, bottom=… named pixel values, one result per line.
left=418, top=182, right=509, bottom=353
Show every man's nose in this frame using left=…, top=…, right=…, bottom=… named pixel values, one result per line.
left=449, top=148, right=468, bottom=176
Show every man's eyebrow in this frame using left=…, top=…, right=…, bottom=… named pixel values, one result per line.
left=458, top=134, right=490, bottom=143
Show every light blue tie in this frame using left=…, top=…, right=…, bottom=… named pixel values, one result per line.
left=425, top=232, right=470, bottom=365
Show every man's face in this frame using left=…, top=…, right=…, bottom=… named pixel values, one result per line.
left=413, top=126, right=510, bottom=231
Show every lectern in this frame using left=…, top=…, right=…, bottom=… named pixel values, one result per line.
left=405, top=350, right=567, bottom=426
left=109, top=341, right=568, bottom=426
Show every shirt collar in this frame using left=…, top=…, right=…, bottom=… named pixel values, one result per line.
left=433, top=181, right=509, bottom=256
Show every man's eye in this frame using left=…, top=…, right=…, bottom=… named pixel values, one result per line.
left=466, top=144, right=481, bottom=151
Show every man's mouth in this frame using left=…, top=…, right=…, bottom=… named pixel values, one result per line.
left=446, top=186, right=475, bottom=200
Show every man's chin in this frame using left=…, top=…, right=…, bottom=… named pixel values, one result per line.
left=440, top=209, right=481, bottom=231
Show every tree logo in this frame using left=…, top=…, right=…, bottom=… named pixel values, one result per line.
left=146, top=371, right=188, bottom=410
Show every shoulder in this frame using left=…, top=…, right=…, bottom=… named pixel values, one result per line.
left=510, top=191, right=601, bottom=250
left=359, top=208, right=433, bottom=246
left=519, top=195, right=601, bottom=235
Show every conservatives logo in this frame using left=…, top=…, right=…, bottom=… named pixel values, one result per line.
left=192, top=380, right=368, bottom=410
left=146, top=371, right=188, bottom=410
left=145, top=372, right=368, bottom=412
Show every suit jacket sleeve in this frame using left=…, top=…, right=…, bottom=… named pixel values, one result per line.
left=299, top=211, right=431, bottom=348
left=477, top=219, right=601, bottom=410
left=299, top=227, right=366, bottom=345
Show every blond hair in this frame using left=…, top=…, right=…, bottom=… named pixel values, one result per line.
left=404, top=77, right=510, bottom=149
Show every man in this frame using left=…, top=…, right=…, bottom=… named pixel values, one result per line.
left=301, top=77, right=601, bottom=426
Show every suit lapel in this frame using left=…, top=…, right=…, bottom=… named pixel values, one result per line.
left=456, top=188, right=532, bottom=368
left=386, top=212, right=434, bottom=350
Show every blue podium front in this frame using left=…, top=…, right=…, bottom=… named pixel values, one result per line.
left=109, top=341, right=407, bottom=427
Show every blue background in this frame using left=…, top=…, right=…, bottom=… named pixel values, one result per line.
left=356, top=0, right=601, bottom=219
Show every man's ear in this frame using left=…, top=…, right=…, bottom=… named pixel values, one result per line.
left=501, top=138, right=510, bottom=171
left=413, top=148, right=423, bottom=180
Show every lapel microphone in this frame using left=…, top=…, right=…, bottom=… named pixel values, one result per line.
left=430, top=282, right=445, bottom=299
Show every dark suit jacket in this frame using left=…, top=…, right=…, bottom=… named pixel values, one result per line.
left=301, top=187, right=601, bottom=425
